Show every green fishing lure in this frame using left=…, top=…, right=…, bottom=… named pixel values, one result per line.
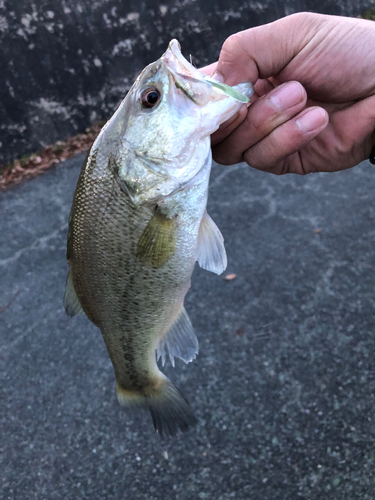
left=204, top=76, right=253, bottom=103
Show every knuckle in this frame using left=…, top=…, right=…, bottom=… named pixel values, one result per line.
left=243, top=148, right=265, bottom=170
left=220, top=31, right=250, bottom=62
left=288, top=11, right=317, bottom=25
left=244, top=134, right=281, bottom=171
left=247, top=100, right=271, bottom=132
left=212, top=148, right=234, bottom=166
left=287, top=11, right=322, bottom=39
left=221, top=33, right=241, bottom=54
left=245, top=100, right=279, bottom=140
left=212, top=146, right=243, bottom=165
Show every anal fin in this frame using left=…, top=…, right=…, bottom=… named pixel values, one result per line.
left=64, top=269, right=85, bottom=317
left=196, top=211, right=227, bottom=275
left=157, top=307, right=198, bottom=367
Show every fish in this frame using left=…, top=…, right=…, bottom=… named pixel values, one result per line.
left=64, top=39, right=254, bottom=436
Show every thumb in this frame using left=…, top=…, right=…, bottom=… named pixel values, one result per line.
left=213, top=12, right=321, bottom=86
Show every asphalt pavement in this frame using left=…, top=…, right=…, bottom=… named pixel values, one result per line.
left=1, top=155, right=375, bottom=499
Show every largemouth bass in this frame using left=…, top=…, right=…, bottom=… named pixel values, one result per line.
left=64, top=40, right=253, bottom=436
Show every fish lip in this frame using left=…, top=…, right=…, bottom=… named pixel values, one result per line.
left=162, top=39, right=214, bottom=107
left=162, top=39, right=253, bottom=104
left=162, top=38, right=207, bottom=84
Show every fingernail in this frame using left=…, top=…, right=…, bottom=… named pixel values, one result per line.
left=211, top=71, right=224, bottom=83
left=296, top=108, right=327, bottom=132
left=270, top=82, right=304, bottom=111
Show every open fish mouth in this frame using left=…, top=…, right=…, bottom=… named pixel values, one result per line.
left=162, top=39, right=204, bottom=81
left=162, top=39, right=213, bottom=106
left=163, top=39, right=253, bottom=104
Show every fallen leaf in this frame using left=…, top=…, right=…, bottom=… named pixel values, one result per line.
left=0, top=122, right=104, bottom=190
left=234, top=326, right=245, bottom=337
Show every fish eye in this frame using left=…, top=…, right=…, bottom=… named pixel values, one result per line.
left=140, top=87, right=161, bottom=109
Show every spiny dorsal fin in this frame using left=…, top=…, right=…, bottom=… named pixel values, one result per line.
left=195, top=211, right=227, bottom=275
left=157, top=307, right=198, bottom=367
left=136, top=208, right=178, bottom=269
left=64, top=270, right=85, bottom=317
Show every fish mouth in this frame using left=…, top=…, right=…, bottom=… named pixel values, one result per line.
left=161, top=39, right=213, bottom=106
left=162, top=39, right=205, bottom=82
left=161, top=39, right=252, bottom=106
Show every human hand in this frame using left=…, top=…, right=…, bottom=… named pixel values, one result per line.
left=201, top=13, right=375, bottom=174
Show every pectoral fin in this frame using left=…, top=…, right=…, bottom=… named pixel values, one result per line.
left=195, top=211, right=227, bottom=275
left=64, top=270, right=85, bottom=317
left=136, top=208, right=178, bottom=269
left=156, top=307, right=198, bottom=367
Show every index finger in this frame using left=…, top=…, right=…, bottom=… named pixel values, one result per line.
left=213, top=12, right=322, bottom=86
left=198, top=62, right=217, bottom=76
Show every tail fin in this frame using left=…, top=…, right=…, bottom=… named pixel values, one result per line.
left=116, top=379, right=197, bottom=437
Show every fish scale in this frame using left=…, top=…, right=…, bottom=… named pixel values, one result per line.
left=64, top=39, right=253, bottom=436
left=70, top=148, right=205, bottom=384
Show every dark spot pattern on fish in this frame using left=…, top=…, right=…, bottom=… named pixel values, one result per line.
left=119, top=341, right=141, bottom=390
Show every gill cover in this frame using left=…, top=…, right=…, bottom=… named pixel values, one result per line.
left=111, top=39, right=253, bottom=206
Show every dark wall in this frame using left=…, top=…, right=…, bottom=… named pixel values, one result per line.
left=1, top=0, right=374, bottom=165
